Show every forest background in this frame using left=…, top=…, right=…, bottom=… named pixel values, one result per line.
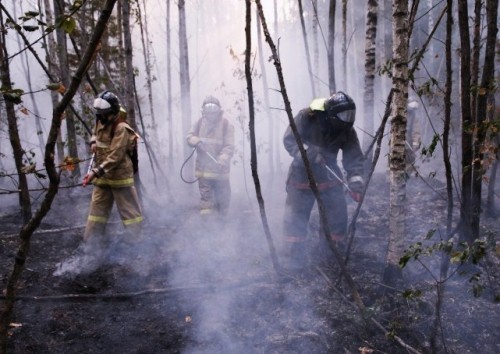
left=0, top=0, right=498, bottom=353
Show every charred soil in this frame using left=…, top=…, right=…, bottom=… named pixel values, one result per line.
left=1, top=173, right=499, bottom=354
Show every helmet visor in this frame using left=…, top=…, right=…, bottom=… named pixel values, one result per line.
left=203, top=103, right=221, bottom=114
left=335, top=109, right=355, bottom=124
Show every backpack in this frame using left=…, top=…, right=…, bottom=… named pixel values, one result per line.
left=111, top=119, right=139, bottom=174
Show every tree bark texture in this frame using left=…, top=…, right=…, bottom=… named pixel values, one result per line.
left=384, top=0, right=409, bottom=285
left=297, top=0, right=316, bottom=98
left=166, top=0, right=174, bottom=167
left=471, top=0, right=498, bottom=239
left=178, top=0, right=192, bottom=160
left=328, top=0, right=336, bottom=93
left=246, top=0, right=279, bottom=273
left=54, top=0, right=81, bottom=177
left=457, top=0, right=474, bottom=244
left=256, top=9, right=275, bottom=178
left=0, top=13, right=32, bottom=223
left=362, top=0, right=378, bottom=173
left=120, top=0, right=139, bottom=133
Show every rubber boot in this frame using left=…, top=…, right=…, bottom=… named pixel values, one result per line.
left=283, top=240, right=308, bottom=271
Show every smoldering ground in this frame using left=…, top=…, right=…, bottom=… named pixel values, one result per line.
left=1, top=169, right=499, bottom=353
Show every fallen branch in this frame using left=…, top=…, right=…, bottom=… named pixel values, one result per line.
left=0, top=278, right=276, bottom=302
left=0, top=225, right=86, bottom=239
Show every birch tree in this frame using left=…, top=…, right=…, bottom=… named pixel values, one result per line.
left=362, top=0, right=378, bottom=172
left=383, top=0, right=409, bottom=286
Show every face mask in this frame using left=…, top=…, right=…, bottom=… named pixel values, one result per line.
left=96, top=114, right=110, bottom=125
left=204, top=112, right=220, bottom=121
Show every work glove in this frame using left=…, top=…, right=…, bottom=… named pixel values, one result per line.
left=189, top=136, right=201, bottom=147
left=347, top=177, right=364, bottom=202
left=305, top=146, right=325, bottom=165
left=217, top=155, right=228, bottom=168
left=82, top=171, right=95, bottom=187
left=89, top=141, right=97, bottom=154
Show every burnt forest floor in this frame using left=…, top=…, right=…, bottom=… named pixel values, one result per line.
left=1, top=172, right=499, bottom=354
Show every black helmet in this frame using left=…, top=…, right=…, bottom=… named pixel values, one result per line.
left=325, top=91, right=356, bottom=124
left=201, top=95, right=222, bottom=115
left=93, top=90, right=121, bottom=116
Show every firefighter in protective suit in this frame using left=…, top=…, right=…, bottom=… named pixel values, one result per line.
left=80, top=90, right=143, bottom=270
left=186, top=96, right=235, bottom=216
left=283, top=91, right=364, bottom=270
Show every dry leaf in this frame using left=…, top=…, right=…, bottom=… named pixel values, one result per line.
left=58, top=84, right=66, bottom=94
left=63, top=156, right=76, bottom=172
left=21, top=163, right=36, bottom=174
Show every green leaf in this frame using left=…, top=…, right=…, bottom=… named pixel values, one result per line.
left=425, top=229, right=436, bottom=240
left=1, top=88, right=24, bottom=104
left=22, top=25, right=39, bottom=32
left=60, top=17, right=76, bottom=34
left=46, top=83, right=62, bottom=91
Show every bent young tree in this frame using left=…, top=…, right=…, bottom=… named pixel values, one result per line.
left=0, top=2, right=117, bottom=352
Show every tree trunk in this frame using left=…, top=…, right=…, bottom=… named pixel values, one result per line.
left=54, top=0, right=81, bottom=178
left=0, top=13, right=32, bottom=223
left=137, top=1, right=157, bottom=132
left=341, top=0, right=347, bottom=90
left=297, top=0, right=316, bottom=98
left=471, top=0, right=498, bottom=238
left=121, top=0, right=139, bottom=133
left=312, top=0, right=319, bottom=95
left=43, top=0, right=65, bottom=165
left=383, top=0, right=409, bottom=287
left=440, top=0, right=455, bottom=280
left=256, top=9, right=275, bottom=180
left=362, top=0, right=378, bottom=174
left=178, top=0, right=192, bottom=161
left=245, top=0, right=279, bottom=272
left=166, top=0, right=174, bottom=169
left=327, top=0, right=336, bottom=93
left=457, top=0, right=474, bottom=244
left=12, top=1, right=46, bottom=157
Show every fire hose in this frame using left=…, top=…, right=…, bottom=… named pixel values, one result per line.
left=86, top=153, right=95, bottom=175
left=180, top=143, right=222, bottom=184
left=323, top=163, right=361, bottom=202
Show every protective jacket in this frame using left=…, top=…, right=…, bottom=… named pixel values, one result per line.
left=90, top=119, right=138, bottom=187
left=84, top=117, right=143, bottom=242
left=284, top=101, right=364, bottom=188
left=282, top=98, right=364, bottom=269
left=187, top=116, right=235, bottom=180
